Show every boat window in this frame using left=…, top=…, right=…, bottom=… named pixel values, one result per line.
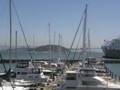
left=43, top=72, right=52, bottom=75
left=16, top=63, right=28, bottom=68
left=66, top=73, right=76, bottom=80
left=82, top=81, right=97, bottom=86
left=80, top=70, right=95, bottom=77
left=66, top=87, right=76, bottom=89
left=17, top=72, right=20, bottom=74
left=43, top=71, right=53, bottom=75
left=21, top=72, right=27, bottom=75
left=32, top=68, right=40, bottom=74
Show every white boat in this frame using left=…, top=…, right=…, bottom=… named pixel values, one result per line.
left=0, top=0, right=49, bottom=89
left=57, top=68, right=120, bottom=90
left=0, top=86, right=24, bottom=90
left=13, top=61, right=50, bottom=84
left=0, top=80, right=43, bottom=90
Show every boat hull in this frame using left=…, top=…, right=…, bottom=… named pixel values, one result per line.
left=102, top=46, right=120, bottom=59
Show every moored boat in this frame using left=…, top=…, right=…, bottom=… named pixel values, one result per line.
left=101, top=37, right=120, bottom=59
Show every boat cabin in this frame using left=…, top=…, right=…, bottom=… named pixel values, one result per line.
left=64, top=71, right=80, bottom=89
left=80, top=68, right=96, bottom=77
left=14, top=61, right=48, bottom=83
left=66, top=71, right=78, bottom=80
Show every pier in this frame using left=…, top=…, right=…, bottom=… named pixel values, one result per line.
left=0, top=59, right=81, bottom=64
left=103, top=58, right=120, bottom=63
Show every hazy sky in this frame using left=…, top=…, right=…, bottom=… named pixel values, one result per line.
left=0, top=0, right=120, bottom=48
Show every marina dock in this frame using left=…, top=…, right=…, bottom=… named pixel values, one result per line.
left=0, top=59, right=81, bottom=64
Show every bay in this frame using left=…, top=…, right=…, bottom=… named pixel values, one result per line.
left=0, top=50, right=103, bottom=60
left=0, top=50, right=120, bottom=78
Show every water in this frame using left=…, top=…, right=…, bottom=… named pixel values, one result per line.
left=0, top=63, right=15, bottom=72
left=0, top=50, right=120, bottom=77
left=0, top=50, right=103, bottom=60
left=106, top=64, right=120, bottom=75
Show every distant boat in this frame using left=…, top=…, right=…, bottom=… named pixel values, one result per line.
left=101, top=37, right=120, bottom=59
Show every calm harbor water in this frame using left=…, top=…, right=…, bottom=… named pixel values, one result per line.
left=0, top=50, right=120, bottom=77
left=0, top=50, right=103, bottom=60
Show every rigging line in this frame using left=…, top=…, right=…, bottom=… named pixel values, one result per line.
left=0, top=53, right=7, bottom=73
left=77, top=20, right=85, bottom=60
left=65, top=9, right=85, bottom=65
left=73, top=27, right=83, bottom=60
left=11, top=1, right=40, bottom=82
left=12, top=1, right=33, bottom=61
left=78, top=31, right=85, bottom=60
left=78, top=52, right=82, bottom=60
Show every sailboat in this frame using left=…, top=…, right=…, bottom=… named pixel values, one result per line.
left=0, top=0, right=27, bottom=89
left=57, top=4, right=120, bottom=90
left=0, top=0, right=51, bottom=90
left=12, top=12, right=50, bottom=90
left=0, top=0, right=16, bottom=81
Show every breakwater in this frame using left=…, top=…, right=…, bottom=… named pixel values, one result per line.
left=103, top=58, right=120, bottom=63
left=0, top=59, right=81, bottom=64
left=1, top=58, right=120, bottom=64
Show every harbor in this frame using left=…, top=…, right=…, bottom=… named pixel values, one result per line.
left=0, top=0, right=120, bottom=90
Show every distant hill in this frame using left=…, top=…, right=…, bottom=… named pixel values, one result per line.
left=3, top=45, right=69, bottom=52
left=31, top=45, right=69, bottom=52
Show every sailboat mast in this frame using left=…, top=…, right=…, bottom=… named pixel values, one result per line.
left=33, top=34, right=36, bottom=60
left=82, top=4, right=87, bottom=68
left=48, top=23, right=51, bottom=65
left=54, top=32, right=56, bottom=51
left=9, top=0, right=12, bottom=68
left=88, top=28, right=91, bottom=57
left=58, top=34, right=62, bottom=59
left=15, top=31, right=17, bottom=64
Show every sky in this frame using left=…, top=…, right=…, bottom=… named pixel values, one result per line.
left=0, top=0, right=120, bottom=49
